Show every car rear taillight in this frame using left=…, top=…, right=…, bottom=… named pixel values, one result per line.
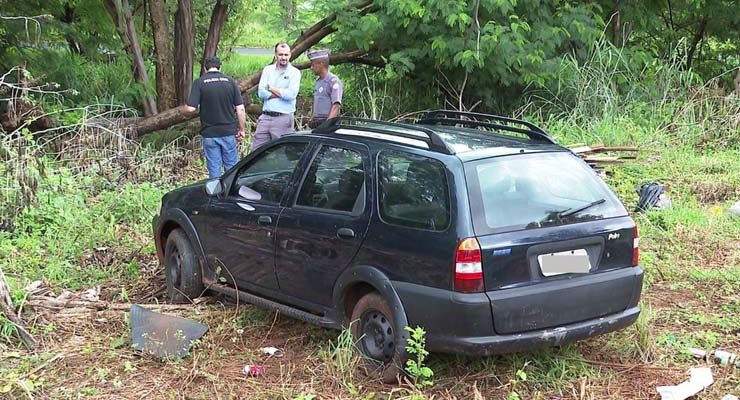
left=454, top=238, right=484, bottom=293
left=632, top=225, right=639, bottom=266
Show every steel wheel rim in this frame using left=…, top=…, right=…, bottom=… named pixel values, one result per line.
left=359, top=309, right=395, bottom=362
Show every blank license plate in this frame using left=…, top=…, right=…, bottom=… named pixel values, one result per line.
left=538, top=249, right=591, bottom=276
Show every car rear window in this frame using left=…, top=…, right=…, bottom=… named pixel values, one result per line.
left=465, top=152, right=627, bottom=234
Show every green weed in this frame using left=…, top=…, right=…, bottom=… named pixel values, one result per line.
left=404, top=326, right=434, bottom=389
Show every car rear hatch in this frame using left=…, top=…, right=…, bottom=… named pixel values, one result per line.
left=464, top=151, right=641, bottom=334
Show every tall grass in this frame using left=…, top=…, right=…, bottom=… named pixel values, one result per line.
left=520, top=40, right=740, bottom=149
left=218, top=53, right=274, bottom=79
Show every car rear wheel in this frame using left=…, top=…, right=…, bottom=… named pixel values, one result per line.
left=350, top=292, right=407, bottom=383
left=164, top=229, right=204, bottom=303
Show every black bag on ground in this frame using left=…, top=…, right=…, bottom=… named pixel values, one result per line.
left=635, top=182, right=665, bottom=212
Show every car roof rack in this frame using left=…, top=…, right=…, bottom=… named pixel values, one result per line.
left=415, top=109, right=557, bottom=144
left=312, top=116, right=454, bottom=154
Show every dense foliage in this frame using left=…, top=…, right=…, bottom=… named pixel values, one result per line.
left=1, top=0, right=737, bottom=117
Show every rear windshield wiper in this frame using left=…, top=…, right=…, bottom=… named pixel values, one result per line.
left=556, top=198, right=606, bottom=220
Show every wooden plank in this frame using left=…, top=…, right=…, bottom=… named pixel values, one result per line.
left=597, top=146, right=639, bottom=152
left=583, top=156, right=625, bottom=164
left=569, top=143, right=605, bottom=154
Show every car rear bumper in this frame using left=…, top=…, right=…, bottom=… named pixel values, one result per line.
left=427, top=306, right=639, bottom=356
left=393, top=266, right=643, bottom=356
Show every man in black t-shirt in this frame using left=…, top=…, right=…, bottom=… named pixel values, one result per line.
left=182, top=56, right=246, bottom=179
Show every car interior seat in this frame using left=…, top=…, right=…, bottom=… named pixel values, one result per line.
left=331, top=167, right=364, bottom=212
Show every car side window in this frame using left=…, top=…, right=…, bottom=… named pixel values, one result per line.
left=231, top=142, right=307, bottom=203
left=296, top=146, right=365, bottom=214
left=378, top=151, right=450, bottom=231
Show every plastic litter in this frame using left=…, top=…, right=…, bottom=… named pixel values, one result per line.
left=242, top=364, right=265, bottom=377
left=729, top=201, right=740, bottom=217
left=689, top=347, right=738, bottom=366
left=261, top=346, right=283, bottom=357
left=714, top=349, right=738, bottom=366
left=635, top=182, right=670, bottom=212
left=130, top=304, right=208, bottom=359
left=689, top=348, right=707, bottom=359
left=656, top=367, right=713, bottom=400
left=721, top=395, right=738, bottom=400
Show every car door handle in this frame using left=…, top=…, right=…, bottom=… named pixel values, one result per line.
left=236, top=202, right=255, bottom=211
left=258, top=216, right=272, bottom=225
left=336, top=228, right=355, bottom=239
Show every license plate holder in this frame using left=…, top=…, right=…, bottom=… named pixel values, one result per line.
left=538, top=249, right=591, bottom=276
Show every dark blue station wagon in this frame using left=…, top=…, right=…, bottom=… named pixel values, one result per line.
left=153, top=110, right=643, bottom=382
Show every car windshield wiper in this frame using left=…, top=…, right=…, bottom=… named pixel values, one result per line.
left=556, top=198, right=606, bottom=220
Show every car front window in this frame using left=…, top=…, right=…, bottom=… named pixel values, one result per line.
left=466, top=152, right=627, bottom=234
left=295, top=146, right=365, bottom=214
left=231, top=142, right=307, bottom=203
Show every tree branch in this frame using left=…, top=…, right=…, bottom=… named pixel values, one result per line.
left=0, top=267, right=36, bottom=349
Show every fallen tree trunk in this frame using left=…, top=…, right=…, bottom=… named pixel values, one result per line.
left=134, top=0, right=377, bottom=137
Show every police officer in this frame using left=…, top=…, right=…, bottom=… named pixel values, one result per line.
left=307, top=49, right=343, bottom=129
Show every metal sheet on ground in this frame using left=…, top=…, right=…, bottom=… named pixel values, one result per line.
left=130, top=304, right=208, bottom=359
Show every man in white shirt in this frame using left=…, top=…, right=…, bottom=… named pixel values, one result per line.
left=251, top=42, right=301, bottom=151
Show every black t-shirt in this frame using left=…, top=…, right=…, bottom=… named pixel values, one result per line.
left=187, top=71, right=244, bottom=138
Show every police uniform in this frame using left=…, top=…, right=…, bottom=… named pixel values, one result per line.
left=307, top=49, right=343, bottom=129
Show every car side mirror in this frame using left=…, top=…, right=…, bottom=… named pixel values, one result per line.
left=204, top=179, right=224, bottom=196
left=238, top=185, right=262, bottom=201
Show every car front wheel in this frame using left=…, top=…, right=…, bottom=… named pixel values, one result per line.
left=164, top=228, right=204, bottom=303
left=350, top=292, right=408, bottom=383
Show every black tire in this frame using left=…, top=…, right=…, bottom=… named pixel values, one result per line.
left=164, top=229, right=204, bottom=303
left=350, top=292, right=407, bottom=384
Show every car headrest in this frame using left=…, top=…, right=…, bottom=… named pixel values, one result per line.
left=406, top=160, right=442, bottom=186
left=338, top=168, right=364, bottom=195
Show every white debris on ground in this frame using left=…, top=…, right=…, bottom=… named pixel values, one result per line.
left=730, top=201, right=740, bottom=217
left=656, top=367, right=714, bottom=400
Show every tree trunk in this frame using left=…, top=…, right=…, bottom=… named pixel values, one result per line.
left=609, top=0, right=622, bottom=48
left=289, top=0, right=374, bottom=57
left=174, top=0, right=195, bottom=105
left=686, top=18, right=708, bottom=70
left=201, top=0, right=228, bottom=75
left=150, top=0, right=177, bottom=110
left=104, top=0, right=158, bottom=116
left=734, top=68, right=740, bottom=96
left=60, top=2, right=83, bottom=54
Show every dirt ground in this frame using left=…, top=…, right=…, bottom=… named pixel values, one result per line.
left=3, top=248, right=738, bottom=400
